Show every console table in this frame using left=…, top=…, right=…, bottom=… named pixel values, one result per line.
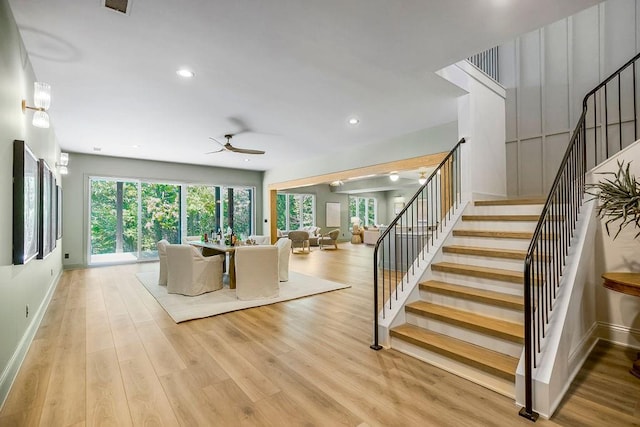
left=601, top=272, right=640, bottom=379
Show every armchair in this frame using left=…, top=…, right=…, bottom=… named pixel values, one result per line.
left=319, top=229, right=340, bottom=250
left=234, top=245, right=279, bottom=300
left=157, top=239, right=169, bottom=285
left=275, top=237, right=292, bottom=281
left=166, top=244, right=224, bottom=296
left=288, top=230, right=310, bottom=253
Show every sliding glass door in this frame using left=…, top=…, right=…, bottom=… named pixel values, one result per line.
left=89, top=178, right=181, bottom=264
left=89, top=178, right=254, bottom=264
left=140, top=182, right=181, bottom=259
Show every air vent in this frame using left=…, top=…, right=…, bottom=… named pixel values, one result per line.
left=103, top=0, right=131, bottom=15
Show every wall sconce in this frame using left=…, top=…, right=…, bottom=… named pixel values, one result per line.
left=418, top=172, right=427, bottom=185
left=389, top=172, right=399, bottom=182
left=22, top=82, right=51, bottom=128
left=56, top=152, right=69, bottom=175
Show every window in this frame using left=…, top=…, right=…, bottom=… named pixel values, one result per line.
left=89, top=178, right=181, bottom=263
left=222, top=187, right=254, bottom=238
left=186, top=185, right=219, bottom=237
left=277, top=193, right=315, bottom=230
left=89, top=177, right=255, bottom=264
left=349, top=196, right=377, bottom=226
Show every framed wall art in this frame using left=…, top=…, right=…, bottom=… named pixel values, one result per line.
left=326, top=202, right=341, bottom=227
left=13, top=140, right=39, bottom=265
left=56, top=185, right=63, bottom=239
left=38, top=159, right=54, bottom=259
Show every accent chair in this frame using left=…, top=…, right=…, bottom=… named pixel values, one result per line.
left=165, top=244, right=224, bottom=296
left=319, top=229, right=340, bottom=250
left=157, top=239, right=170, bottom=285
left=234, top=245, right=279, bottom=300
left=288, top=230, right=310, bottom=253
left=275, top=237, right=292, bottom=281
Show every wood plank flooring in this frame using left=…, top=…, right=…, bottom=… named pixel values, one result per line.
left=1, top=244, right=639, bottom=426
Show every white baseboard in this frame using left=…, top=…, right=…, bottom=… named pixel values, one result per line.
left=597, top=321, right=640, bottom=349
left=0, top=272, right=61, bottom=411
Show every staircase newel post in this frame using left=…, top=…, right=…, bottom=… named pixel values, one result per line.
left=519, top=257, right=539, bottom=421
left=371, top=244, right=382, bottom=351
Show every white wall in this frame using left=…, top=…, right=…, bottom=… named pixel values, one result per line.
left=261, top=121, right=459, bottom=233
left=0, top=0, right=63, bottom=407
left=437, top=61, right=507, bottom=200
left=502, top=0, right=640, bottom=196
left=61, top=153, right=263, bottom=268
left=591, top=141, right=640, bottom=349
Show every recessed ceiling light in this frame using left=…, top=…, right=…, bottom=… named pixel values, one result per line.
left=244, top=158, right=250, bottom=162
left=131, top=144, right=140, bottom=148
left=93, top=147, right=102, bottom=152
left=176, top=68, right=195, bottom=78
left=389, top=172, right=399, bottom=182
left=348, top=117, right=360, bottom=125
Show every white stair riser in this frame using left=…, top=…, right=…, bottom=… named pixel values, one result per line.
left=459, top=220, right=538, bottom=232
left=419, top=290, right=523, bottom=323
left=441, top=253, right=525, bottom=271
left=390, top=337, right=515, bottom=398
left=429, top=271, right=523, bottom=296
left=450, top=236, right=532, bottom=251
left=405, top=312, right=523, bottom=358
left=469, top=205, right=544, bottom=216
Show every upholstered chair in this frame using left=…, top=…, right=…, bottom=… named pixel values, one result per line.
left=248, top=235, right=271, bottom=245
left=288, top=230, right=310, bottom=253
left=165, top=244, right=224, bottom=296
left=234, top=245, right=279, bottom=300
left=319, top=229, right=340, bottom=250
left=181, top=235, right=201, bottom=244
left=275, top=237, right=292, bottom=281
left=157, top=239, right=170, bottom=285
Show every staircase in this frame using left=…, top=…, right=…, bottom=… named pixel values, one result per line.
left=389, top=198, right=545, bottom=397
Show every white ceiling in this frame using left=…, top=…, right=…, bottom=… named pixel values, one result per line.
left=9, top=0, right=601, bottom=172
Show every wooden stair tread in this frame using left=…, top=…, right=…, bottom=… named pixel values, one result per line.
left=443, top=245, right=527, bottom=260
left=462, top=214, right=540, bottom=222
left=453, top=229, right=534, bottom=239
left=474, top=198, right=546, bottom=206
left=390, top=324, right=519, bottom=381
left=406, top=301, right=524, bottom=343
left=420, top=280, right=524, bottom=310
left=432, top=261, right=523, bottom=284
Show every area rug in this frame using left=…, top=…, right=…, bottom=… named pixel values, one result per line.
left=135, top=270, right=350, bottom=323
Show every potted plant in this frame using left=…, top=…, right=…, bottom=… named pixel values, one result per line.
left=589, top=160, right=640, bottom=239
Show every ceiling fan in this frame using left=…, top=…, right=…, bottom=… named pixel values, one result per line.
left=206, top=134, right=265, bottom=155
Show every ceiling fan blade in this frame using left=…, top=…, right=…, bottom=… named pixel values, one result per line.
left=204, top=148, right=225, bottom=154
left=208, top=136, right=226, bottom=147
left=228, top=146, right=266, bottom=155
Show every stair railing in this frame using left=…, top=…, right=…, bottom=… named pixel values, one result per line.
left=468, top=46, right=499, bottom=82
left=520, top=51, right=640, bottom=421
left=371, top=138, right=465, bottom=350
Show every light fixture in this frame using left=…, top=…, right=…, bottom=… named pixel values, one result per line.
left=389, top=172, right=399, bottom=182
left=418, top=172, right=427, bottom=185
left=56, top=152, right=69, bottom=175
left=329, top=180, right=344, bottom=187
left=176, top=68, right=195, bottom=78
left=22, top=82, right=51, bottom=128
left=348, top=117, right=359, bottom=125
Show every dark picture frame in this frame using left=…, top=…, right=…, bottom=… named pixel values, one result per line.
left=56, top=185, right=63, bottom=239
left=13, top=140, right=39, bottom=265
left=38, top=160, right=54, bottom=259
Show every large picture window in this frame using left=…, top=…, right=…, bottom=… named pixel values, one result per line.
left=89, top=178, right=255, bottom=265
left=349, top=196, right=377, bottom=226
left=276, top=193, right=315, bottom=231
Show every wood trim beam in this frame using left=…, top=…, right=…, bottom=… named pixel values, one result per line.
left=267, top=152, right=448, bottom=191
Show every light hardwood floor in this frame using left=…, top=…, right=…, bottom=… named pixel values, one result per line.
left=1, top=244, right=639, bottom=426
